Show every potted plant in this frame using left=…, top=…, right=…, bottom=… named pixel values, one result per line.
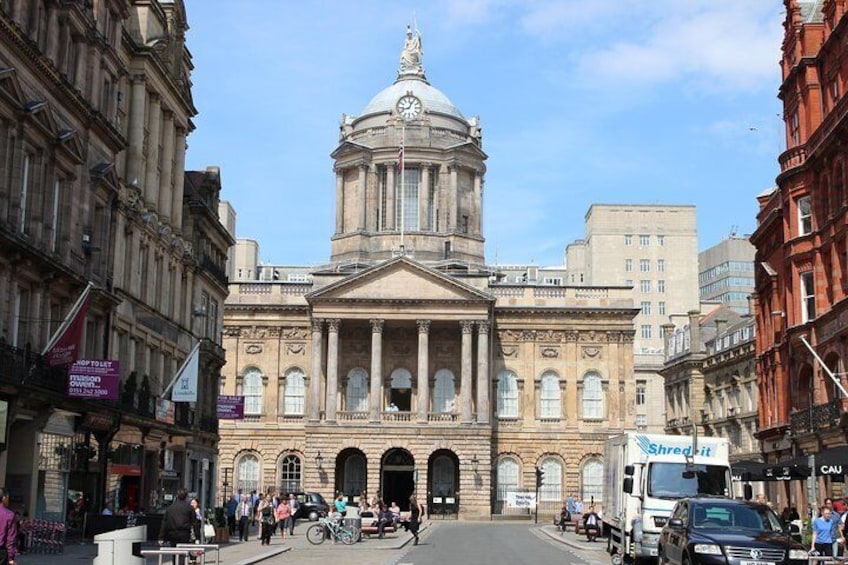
left=122, top=371, right=138, bottom=408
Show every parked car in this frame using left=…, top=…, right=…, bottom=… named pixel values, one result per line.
left=658, top=497, right=807, bottom=565
left=292, top=492, right=329, bottom=522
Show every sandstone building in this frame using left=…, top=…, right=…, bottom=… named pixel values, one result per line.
left=218, top=29, right=639, bottom=518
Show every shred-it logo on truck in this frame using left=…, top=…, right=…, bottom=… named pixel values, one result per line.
left=635, top=435, right=714, bottom=457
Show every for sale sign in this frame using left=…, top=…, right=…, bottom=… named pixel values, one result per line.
left=67, top=360, right=120, bottom=400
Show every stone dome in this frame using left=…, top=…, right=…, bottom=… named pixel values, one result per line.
left=360, top=78, right=466, bottom=121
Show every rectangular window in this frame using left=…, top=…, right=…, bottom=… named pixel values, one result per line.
left=641, top=325, right=652, bottom=339
left=640, top=259, right=650, bottom=272
left=656, top=235, right=665, bottom=246
left=625, top=235, right=632, bottom=246
left=395, top=167, right=419, bottom=230
left=20, top=152, right=31, bottom=234
left=657, top=259, right=665, bottom=272
left=50, top=178, right=62, bottom=252
left=659, top=301, right=666, bottom=315
left=625, top=279, right=633, bottom=287
left=790, top=111, right=800, bottom=145
left=635, top=414, right=647, bottom=427
left=543, top=277, right=563, bottom=285
left=797, top=196, right=812, bottom=235
left=800, top=271, right=816, bottom=322
left=625, top=259, right=633, bottom=272
left=658, top=280, right=666, bottom=293
left=636, top=382, right=646, bottom=406
left=641, top=301, right=651, bottom=315
left=427, top=168, right=436, bottom=230
left=639, top=234, right=650, bottom=246
left=640, top=280, right=651, bottom=293
left=379, top=167, right=388, bottom=230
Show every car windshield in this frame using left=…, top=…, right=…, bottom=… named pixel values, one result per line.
left=647, top=463, right=728, bottom=499
left=692, top=503, right=784, bottom=532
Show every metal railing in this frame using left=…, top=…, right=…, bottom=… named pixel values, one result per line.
left=790, top=400, right=840, bottom=435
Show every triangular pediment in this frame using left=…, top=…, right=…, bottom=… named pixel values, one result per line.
left=307, top=256, right=492, bottom=304
left=0, top=67, right=26, bottom=109
left=330, top=140, right=373, bottom=160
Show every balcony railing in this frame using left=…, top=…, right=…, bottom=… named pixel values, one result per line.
left=790, top=400, right=841, bottom=435
left=0, top=342, right=68, bottom=394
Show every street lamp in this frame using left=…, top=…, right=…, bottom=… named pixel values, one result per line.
left=315, top=451, right=324, bottom=470
left=470, top=455, right=479, bottom=474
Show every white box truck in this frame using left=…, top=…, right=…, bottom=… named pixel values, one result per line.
left=603, top=432, right=732, bottom=565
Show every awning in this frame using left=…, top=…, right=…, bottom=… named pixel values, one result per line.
left=811, top=446, right=848, bottom=477
left=761, top=462, right=811, bottom=481
left=731, top=459, right=769, bottom=482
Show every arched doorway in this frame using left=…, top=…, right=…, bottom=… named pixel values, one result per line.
left=427, top=450, right=458, bottom=518
left=381, top=448, right=414, bottom=510
left=335, top=448, right=367, bottom=501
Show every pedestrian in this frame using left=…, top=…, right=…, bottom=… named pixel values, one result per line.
left=405, top=495, right=424, bottom=546
left=157, top=488, right=194, bottom=565
left=288, top=493, right=299, bottom=535
left=236, top=495, right=252, bottom=541
left=812, top=506, right=835, bottom=557
left=225, top=495, right=237, bottom=537
left=0, top=488, right=18, bottom=565
left=257, top=494, right=274, bottom=545
left=334, top=494, right=347, bottom=516
left=189, top=498, right=203, bottom=544
left=275, top=497, right=291, bottom=541
left=574, top=496, right=584, bottom=527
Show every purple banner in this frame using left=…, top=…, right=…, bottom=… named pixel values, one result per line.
left=67, top=359, right=120, bottom=400
left=217, top=395, right=245, bottom=419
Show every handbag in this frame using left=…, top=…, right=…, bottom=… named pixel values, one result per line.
left=203, top=522, right=216, bottom=540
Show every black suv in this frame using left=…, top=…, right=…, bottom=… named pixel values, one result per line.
left=658, top=497, right=807, bottom=565
left=291, top=492, right=329, bottom=522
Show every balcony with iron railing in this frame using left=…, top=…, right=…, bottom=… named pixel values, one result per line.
left=789, top=399, right=841, bottom=436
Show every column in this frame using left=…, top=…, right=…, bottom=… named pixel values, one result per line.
left=358, top=164, right=367, bottom=231
left=369, top=319, right=383, bottom=422
left=420, top=165, right=430, bottom=231
left=126, top=76, right=147, bottom=188
left=473, top=171, right=483, bottom=235
left=438, top=164, right=448, bottom=231
left=367, top=165, right=378, bottom=231
left=460, top=320, right=474, bottom=424
left=309, top=319, right=323, bottom=422
left=386, top=166, right=395, bottom=230
left=325, top=319, right=341, bottom=423
left=145, top=95, right=162, bottom=209
left=476, top=321, right=490, bottom=424
left=171, top=128, right=186, bottom=231
left=158, top=111, right=175, bottom=221
left=449, top=164, right=459, bottom=230
left=335, top=169, right=344, bottom=233
left=417, top=320, right=430, bottom=423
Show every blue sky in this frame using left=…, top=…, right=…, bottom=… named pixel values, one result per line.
left=183, top=0, right=785, bottom=267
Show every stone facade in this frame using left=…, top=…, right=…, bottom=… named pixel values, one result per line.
left=217, top=29, right=639, bottom=518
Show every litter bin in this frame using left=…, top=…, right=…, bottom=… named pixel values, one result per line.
left=343, top=506, right=362, bottom=542
left=93, top=524, right=146, bottom=565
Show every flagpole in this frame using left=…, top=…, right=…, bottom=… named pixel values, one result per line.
left=400, top=121, right=405, bottom=251
left=42, top=282, right=94, bottom=355
left=162, top=340, right=202, bottom=398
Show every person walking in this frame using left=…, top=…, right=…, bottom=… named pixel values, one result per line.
left=257, top=494, right=274, bottom=545
left=812, top=506, right=835, bottom=557
left=0, top=488, right=18, bottom=565
left=236, top=495, right=252, bottom=541
left=189, top=498, right=203, bottom=544
left=274, top=497, right=291, bottom=541
left=157, top=488, right=194, bottom=565
left=406, top=495, right=424, bottom=546
left=287, top=493, right=299, bottom=535
left=225, top=495, right=237, bottom=537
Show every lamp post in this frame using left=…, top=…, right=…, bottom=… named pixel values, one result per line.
left=315, top=451, right=323, bottom=470
left=470, top=455, right=479, bottom=475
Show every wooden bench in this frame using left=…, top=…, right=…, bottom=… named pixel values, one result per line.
left=360, top=518, right=397, bottom=537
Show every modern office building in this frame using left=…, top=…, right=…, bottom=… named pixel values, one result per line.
left=217, top=28, right=640, bottom=518
left=699, top=236, right=755, bottom=314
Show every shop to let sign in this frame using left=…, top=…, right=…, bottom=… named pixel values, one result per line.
left=67, top=360, right=120, bottom=400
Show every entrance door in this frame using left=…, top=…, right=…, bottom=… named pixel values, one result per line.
left=389, top=369, right=413, bottom=412
left=381, top=448, right=415, bottom=510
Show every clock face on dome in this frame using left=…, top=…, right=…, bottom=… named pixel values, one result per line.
left=397, top=95, right=422, bottom=120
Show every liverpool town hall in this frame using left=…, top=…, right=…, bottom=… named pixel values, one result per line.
left=218, top=29, right=640, bottom=518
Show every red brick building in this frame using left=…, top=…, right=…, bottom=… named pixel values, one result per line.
left=752, top=0, right=848, bottom=510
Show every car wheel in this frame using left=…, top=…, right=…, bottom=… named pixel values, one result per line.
left=308, top=510, right=319, bottom=521
left=682, top=555, right=690, bottom=565
left=658, top=547, right=669, bottom=565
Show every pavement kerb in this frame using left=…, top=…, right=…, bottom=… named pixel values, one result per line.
left=232, top=546, right=291, bottom=565
left=537, top=524, right=608, bottom=552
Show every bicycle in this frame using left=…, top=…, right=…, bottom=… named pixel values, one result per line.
left=306, top=515, right=359, bottom=545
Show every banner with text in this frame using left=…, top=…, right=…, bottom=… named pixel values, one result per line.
left=506, top=492, right=537, bottom=508
left=156, top=398, right=175, bottom=424
left=216, top=395, right=245, bottom=419
left=67, top=359, right=120, bottom=400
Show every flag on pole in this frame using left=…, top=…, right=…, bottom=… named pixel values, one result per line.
left=170, top=342, right=201, bottom=402
left=398, top=134, right=405, bottom=171
left=43, top=282, right=93, bottom=367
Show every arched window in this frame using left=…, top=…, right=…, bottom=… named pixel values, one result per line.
left=540, top=457, right=562, bottom=502
left=540, top=371, right=560, bottom=418
left=242, top=368, right=263, bottom=415
left=346, top=368, right=368, bottom=412
left=343, top=454, right=366, bottom=497
left=581, top=458, right=603, bottom=503
left=278, top=454, right=301, bottom=493
left=497, top=370, right=519, bottom=418
left=237, top=453, right=260, bottom=494
left=582, top=372, right=603, bottom=419
left=432, top=454, right=455, bottom=496
left=433, top=369, right=456, bottom=412
left=284, top=368, right=305, bottom=415
left=496, top=457, right=519, bottom=501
